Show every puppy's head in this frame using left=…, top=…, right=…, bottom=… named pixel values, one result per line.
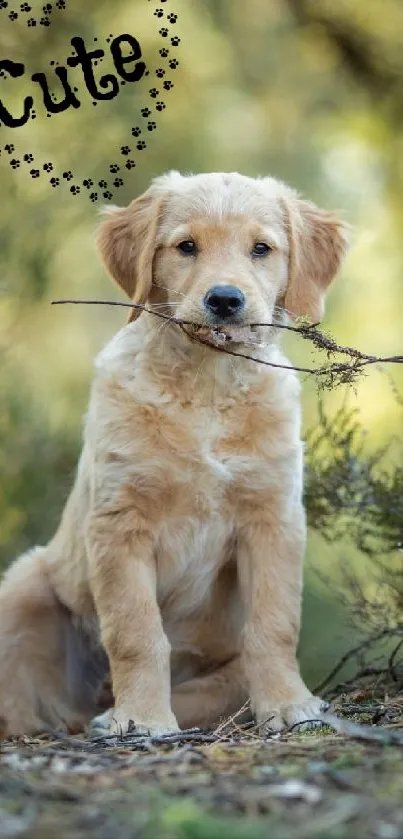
left=97, top=172, right=349, bottom=343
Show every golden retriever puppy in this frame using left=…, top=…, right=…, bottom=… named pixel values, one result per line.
left=0, top=171, right=348, bottom=738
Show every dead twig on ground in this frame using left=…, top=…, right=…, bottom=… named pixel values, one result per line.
left=314, top=629, right=403, bottom=695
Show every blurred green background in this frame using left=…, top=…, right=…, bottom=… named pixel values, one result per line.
left=1, top=0, right=402, bottom=689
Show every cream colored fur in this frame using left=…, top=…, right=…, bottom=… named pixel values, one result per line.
left=0, top=171, right=349, bottom=737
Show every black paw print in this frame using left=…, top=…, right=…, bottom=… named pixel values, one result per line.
left=98, top=179, right=107, bottom=188
left=154, top=7, right=164, bottom=17
left=125, top=160, right=136, bottom=170
left=167, top=12, right=177, bottom=22
left=10, top=158, right=20, bottom=169
left=156, top=101, right=166, bottom=111
left=155, top=68, right=165, bottom=78
left=131, top=126, right=141, bottom=137
left=30, top=169, right=40, bottom=178
left=169, top=59, right=179, bottom=69
left=136, top=140, right=146, bottom=150
left=83, top=178, right=93, bottom=189
left=141, top=107, right=151, bottom=117
left=171, top=36, right=180, bottom=46
left=40, top=17, right=51, bottom=25
left=109, top=163, right=120, bottom=173
left=62, top=170, right=73, bottom=181
left=42, top=2, right=52, bottom=10
left=120, top=145, right=131, bottom=155
left=113, top=177, right=124, bottom=187
left=89, top=192, right=98, bottom=203
left=70, top=184, right=80, bottom=195
left=147, top=121, right=157, bottom=131
left=50, top=177, right=60, bottom=187
left=163, top=80, right=174, bottom=90
left=55, top=0, right=66, bottom=7
left=149, top=88, right=159, bottom=98
left=159, top=48, right=169, bottom=57
left=20, top=2, right=31, bottom=10
left=103, top=190, right=113, bottom=200
left=159, top=27, right=168, bottom=37
left=23, top=152, right=34, bottom=163
left=4, top=144, right=15, bottom=154
left=0, top=1, right=9, bottom=9
left=27, top=16, right=36, bottom=25
left=9, top=10, right=18, bottom=20
left=43, top=161, right=53, bottom=172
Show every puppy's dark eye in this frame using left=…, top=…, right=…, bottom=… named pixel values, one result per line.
left=251, top=242, right=271, bottom=257
left=177, top=240, right=197, bottom=255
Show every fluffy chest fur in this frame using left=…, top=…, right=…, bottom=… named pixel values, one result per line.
left=84, top=321, right=303, bottom=615
left=89, top=322, right=302, bottom=504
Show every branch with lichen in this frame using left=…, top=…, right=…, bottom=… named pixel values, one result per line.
left=51, top=298, right=403, bottom=390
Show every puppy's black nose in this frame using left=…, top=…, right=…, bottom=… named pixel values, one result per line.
left=203, top=285, right=246, bottom=321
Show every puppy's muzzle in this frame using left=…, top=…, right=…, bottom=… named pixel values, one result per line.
left=203, top=285, right=246, bottom=323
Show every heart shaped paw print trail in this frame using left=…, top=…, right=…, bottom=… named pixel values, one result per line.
left=0, top=0, right=180, bottom=201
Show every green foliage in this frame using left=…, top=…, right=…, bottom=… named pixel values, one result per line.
left=304, top=400, right=403, bottom=689
left=305, top=402, right=403, bottom=558
left=0, top=359, right=78, bottom=564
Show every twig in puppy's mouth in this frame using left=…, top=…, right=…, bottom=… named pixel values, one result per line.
left=51, top=298, right=403, bottom=386
left=189, top=323, right=264, bottom=348
left=179, top=324, right=312, bottom=372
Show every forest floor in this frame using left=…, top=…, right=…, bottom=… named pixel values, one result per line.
left=1, top=688, right=403, bottom=839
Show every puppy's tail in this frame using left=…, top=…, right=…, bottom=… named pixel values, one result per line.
left=0, top=547, right=106, bottom=737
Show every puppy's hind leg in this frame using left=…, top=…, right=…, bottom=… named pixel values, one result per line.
left=172, top=656, right=250, bottom=731
left=0, top=548, right=107, bottom=737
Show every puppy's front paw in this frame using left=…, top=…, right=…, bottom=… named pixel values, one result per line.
left=89, top=708, right=114, bottom=736
left=109, top=707, right=180, bottom=737
left=257, top=695, right=329, bottom=736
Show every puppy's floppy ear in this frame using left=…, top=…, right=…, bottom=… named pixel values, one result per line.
left=281, top=191, right=350, bottom=322
left=97, top=187, right=165, bottom=322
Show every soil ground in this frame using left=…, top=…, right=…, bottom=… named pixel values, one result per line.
left=1, top=691, right=403, bottom=839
